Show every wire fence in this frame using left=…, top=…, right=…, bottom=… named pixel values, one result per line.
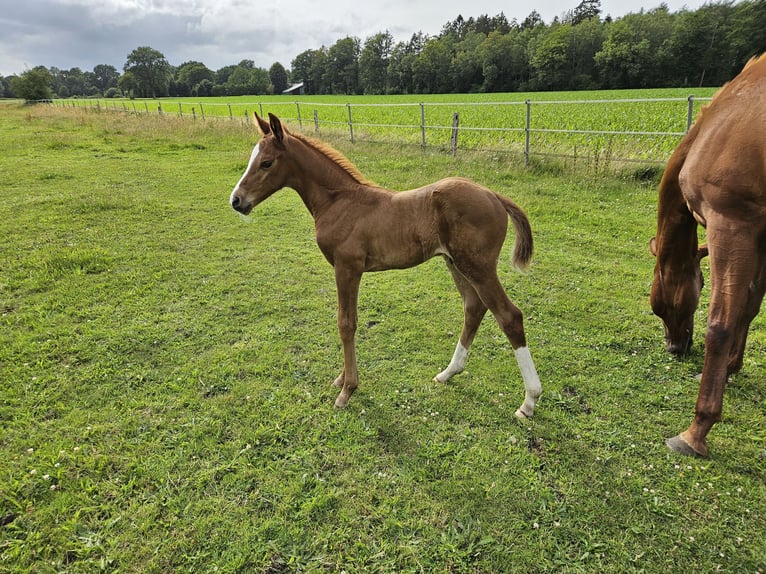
left=48, top=96, right=712, bottom=167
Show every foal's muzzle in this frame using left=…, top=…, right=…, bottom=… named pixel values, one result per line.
left=230, top=195, right=253, bottom=215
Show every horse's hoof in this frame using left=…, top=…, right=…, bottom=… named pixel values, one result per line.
left=514, top=408, right=532, bottom=419
left=666, top=434, right=706, bottom=458
left=334, top=396, right=349, bottom=408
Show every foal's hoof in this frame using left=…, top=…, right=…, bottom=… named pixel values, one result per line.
left=514, top=407, right=533, bottom=419
left=666, top=434, right=706, bottom=458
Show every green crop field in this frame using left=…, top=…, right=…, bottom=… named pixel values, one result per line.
left=1, top=101, right=764, bottom=573
left=55, top=87, right=718, bottom=165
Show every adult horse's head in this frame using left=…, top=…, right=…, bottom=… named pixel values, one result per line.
left=649, top=238, right=708, bottom=355
left=230, top=113, right=289, bottom=215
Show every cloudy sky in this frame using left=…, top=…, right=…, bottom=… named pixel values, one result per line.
left=0, top=0, right=707, bottom=77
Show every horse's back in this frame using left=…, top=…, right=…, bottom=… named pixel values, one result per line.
left=680, top=55, right=766, bottom=220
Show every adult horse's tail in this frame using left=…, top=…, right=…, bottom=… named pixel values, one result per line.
left=497, top=194, right=533, bottom=272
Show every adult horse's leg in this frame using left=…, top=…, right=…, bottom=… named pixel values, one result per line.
left=727, top=260, right=766, bottom=375
left=667, top=229, right=758, bottom=456
left=333, top=265, right=362, bottom=408
left=434, top=260, right=488, bottom=383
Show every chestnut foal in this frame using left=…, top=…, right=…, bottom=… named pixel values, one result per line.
left=231, top=113, right=541, bottom=417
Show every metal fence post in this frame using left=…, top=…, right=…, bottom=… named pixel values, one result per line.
left=347, top=103, right=354, bottom=143
left=686, top=95, right=695, bottom=132
left=525, top=99, right=532, bottom=167
left=420, top=103, right=426, bottom=151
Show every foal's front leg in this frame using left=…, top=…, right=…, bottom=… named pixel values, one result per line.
left=333, top=266, right=362, bottom=408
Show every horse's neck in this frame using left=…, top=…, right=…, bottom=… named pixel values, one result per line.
left=287, top=139, right=372, bottom=218
left=656, top=178, right=698, bottom=266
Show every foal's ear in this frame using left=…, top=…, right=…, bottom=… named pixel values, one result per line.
left=268, top=113, right=286, bottom=146
left=255, top=112, right=271, bottom=135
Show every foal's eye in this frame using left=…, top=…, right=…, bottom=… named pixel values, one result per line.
left=260, top=160, right=273, bottom=169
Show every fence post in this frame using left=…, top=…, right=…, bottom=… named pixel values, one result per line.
left=158, top=102, right=163, bottom=115
left=199, top=103, right=205, bottom=121
left=178, top=102, right=183, bottom=117
left=347, top=103, right=354, bottom=143
left=420, top=103, right=426, bottom=151
left=296, top=102, right=302, bottom=129
left=686, top=95, right=695, bottom=132
left=450, top=112, right=460, bottom=155
left=244, top=110, right=249, bottom=125
left=259, top=103, right=264, bottom=118
left=524, top=99, right=532, bottom=167
left=313, top=110, right=320, bottom=135
left=228, top=104, right=233, bottom=120
left=192, top=107, right=196, bottom=121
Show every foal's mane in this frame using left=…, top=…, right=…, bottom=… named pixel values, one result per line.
left=291, top=131, right=378, bottom=188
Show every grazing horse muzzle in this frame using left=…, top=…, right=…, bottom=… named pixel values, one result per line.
left=665, top=327, right=693, bottom=355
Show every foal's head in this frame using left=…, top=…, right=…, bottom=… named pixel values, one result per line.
left=230, top=113, right=290, bottom=215
left=649, top=238, right=708, bottom=355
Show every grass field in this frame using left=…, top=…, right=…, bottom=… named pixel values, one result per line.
left=1, top=102, right=764, bottom=573
left=54, top=87, right=719, bottom=165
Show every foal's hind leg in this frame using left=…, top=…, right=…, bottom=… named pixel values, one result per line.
left=434, top=260, right=488, bottom=383
left=472, top=273, right=542, bottom=418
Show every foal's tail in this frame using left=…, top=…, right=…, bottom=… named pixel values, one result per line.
left=497, top=194, right=533, bottom=272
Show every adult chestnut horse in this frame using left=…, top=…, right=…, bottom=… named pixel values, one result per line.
left=230, top=113, right=542, bottom=417
left=650, top=53, right=766, bottom=457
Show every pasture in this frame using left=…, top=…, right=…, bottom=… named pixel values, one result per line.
left=1, top=102, right=764, bottom=573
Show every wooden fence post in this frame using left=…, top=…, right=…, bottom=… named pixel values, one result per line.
left=686, top=95, right=695, bottom=132
left=314, top=110, right=320, bottom=135
left=450, top=112, right=460, bottom=155
left=420, top=103, right=426, bottom=151
left=296, top=102, right=302, bottom=129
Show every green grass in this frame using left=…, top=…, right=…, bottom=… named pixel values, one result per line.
left=1, top=102, right=765, bottom=573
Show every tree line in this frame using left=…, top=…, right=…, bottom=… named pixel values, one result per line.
left=3, top=0, right=765, bottom=101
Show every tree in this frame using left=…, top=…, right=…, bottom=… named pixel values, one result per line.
left=451, top=31, right=486, bottom=93
left=92, top=64, right=119, bottom=94
left=124, top=46, right=172, bottom=98
left=359, top=32, right=393, bottom=94
left=10, top=67, right=52, bottom=101
left=571, top=0, right=602, bottom=25
left=176, top=61, right=214, bottom=96
left=118, top=70, right=139, bottom=98
left=291, top=50, right=315, bottom=92
left=326, top=37, right=360, bottom=94
left=269, top=62, right=288, bottom=93
left=412, top=35, right=455, bottom=93
left=595, top=8, right=674, bottom=88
